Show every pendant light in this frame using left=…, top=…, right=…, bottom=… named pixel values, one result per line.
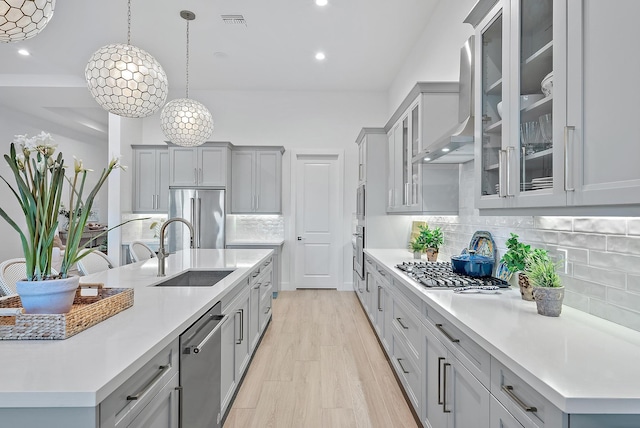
left=160, top=10, right=213, bottom=147
left=85, top=0, right=168, bottom=118
left=1, top=0, right=55, bottom=43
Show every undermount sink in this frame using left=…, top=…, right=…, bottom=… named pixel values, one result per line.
left=153, top=269, right=235, bottom=287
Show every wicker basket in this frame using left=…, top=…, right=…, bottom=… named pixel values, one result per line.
left=0, top=283, right=133, bottom=340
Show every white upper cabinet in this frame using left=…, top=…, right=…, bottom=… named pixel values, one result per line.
left=566, top=0, right=640, bottom=209
left=471, top=0, right=640, bottom=214
left=132, top=146, right=169, bottom=213
left=386, top=83, right=460, bottom=215
left=230, top=147, right=284, bottom=214
left=168, top=143, right=230, bottom=187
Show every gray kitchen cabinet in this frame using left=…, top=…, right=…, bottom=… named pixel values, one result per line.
left=132, top=146, right=169, bottom=213
left=100, top=340, right=179, bottom=428
left=168, top=143, right=230, bottom=187
left=220, top=304, right=236, bottom=417
left=126, top=373, right=179, bottom=428
left=234, top=290, right=251, bottom=384
left=471, top=0, right=640, bottom=214
left=226, top=244, right=281, bottom=297
left=249, top=268, right=262, bottom=351
left=490, top=395, right=525, bottom=428
left=385, top=82, right=460, bottom=215
left=230, top=147, right=284, bottom=213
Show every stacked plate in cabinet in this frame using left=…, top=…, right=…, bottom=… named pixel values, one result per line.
left=531, top=176, right=553, bottom=190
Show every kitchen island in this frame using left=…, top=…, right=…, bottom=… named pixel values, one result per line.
left=363, top=249, right=640, bottom=427
left=0, top=248, right=273, bottom=426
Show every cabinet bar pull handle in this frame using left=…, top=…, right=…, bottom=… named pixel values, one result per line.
left=397, top=358, right=410, bottom=374
left=253, top=282, right=262, bottom=290
left=502, top=385, right=538, bottom=412
left=193, top=167, right=197, bottom=184
left=564, top=126, right=576, bottom=192
left=264, top=306, right=271, bottom=314
left=378, top=270, right=386, bottom=277
left=377, top=286, right=382, bottom=311
left=236, top=309, right=244, bottom=344
left=443, top=362, right=451, bottom=413
left=498, top=149, right=506, bottom=197
left=437, top=357, right=445, bottom=405
left=506, top=146, right=514, bottom=197
left=127, top=364, right=170, bottom=400
left=435, top=323, right=460, bottom=343
left=365, top=272, right=370, bottom=292
left=256, top=194, right=259, bottom=210
left=396, top=317, right=409, bottom=330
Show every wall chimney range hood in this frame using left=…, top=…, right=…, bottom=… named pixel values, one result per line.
left=413, top=36, right=475, bottom=164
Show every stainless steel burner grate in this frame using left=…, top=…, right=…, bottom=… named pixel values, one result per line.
left=395, top=261, right=509, bottom=289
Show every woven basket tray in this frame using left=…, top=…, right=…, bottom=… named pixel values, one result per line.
left=0, top=283, right=134, bottom=340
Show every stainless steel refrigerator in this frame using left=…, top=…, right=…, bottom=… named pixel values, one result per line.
left=168, top=188, right=225, bottom=252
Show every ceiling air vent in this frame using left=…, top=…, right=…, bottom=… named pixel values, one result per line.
left=221, top=14, right=247, bottom=25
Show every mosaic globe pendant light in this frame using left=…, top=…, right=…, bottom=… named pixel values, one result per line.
left=85, top=0, right=168, bottom=118
left=160, top=10, right=213, bottom=147
left=0, top=0, right=55, bottom=43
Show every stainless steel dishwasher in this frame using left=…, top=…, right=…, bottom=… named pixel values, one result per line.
left=179, top=301, right=226, bottom=428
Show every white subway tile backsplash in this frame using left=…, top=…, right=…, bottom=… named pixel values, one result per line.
left=607, top=235, right=640, bottom=255
left=574, top=217, right=626, bottom=235
left=573, top=264, right=626, bottom=289
left=557, top=232, right=606, bottom=251
left=412, top=161, right=640, bottom=333
left=628, top=219, right=640, bottom=236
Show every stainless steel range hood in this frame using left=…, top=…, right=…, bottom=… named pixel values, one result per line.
left=413, top=36, right=475, bottom=164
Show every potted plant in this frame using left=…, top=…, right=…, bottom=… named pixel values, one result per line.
left=0, top=132, right=127, bottom=314
left=409, top=235, right=425, bottom=259
left=524, top=250, right=564, bottom=317
left=499, top=233, right=532, bottom=293
left=416, top=225, right=443, bottom=262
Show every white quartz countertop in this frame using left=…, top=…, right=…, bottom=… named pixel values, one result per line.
left=365, top=249, right=640, bottom=414
left=0, top=248, right=273, bottom=408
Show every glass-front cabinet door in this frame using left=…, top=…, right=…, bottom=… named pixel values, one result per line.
left=475, top=0, right=567, bottom=210
left=476, top=2, right=506, bottom=208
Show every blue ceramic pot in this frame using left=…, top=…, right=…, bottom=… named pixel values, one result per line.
left=450, top=251, right=494, bottom=277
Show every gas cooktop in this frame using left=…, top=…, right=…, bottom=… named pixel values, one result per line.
left=395, top=261, right=509, bottom=289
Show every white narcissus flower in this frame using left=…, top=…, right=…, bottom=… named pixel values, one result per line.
left=109, top=156, right=127, bottom=171
left=73, top=156, right=93, bottom=173
left=33, top=132, right=57, bottom=156
left=15, top=153, right=25, bottom=170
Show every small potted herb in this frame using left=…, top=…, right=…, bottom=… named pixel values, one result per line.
left=524, top=250, right=564, bottom=317
left=409, top=236, right=425, bottom=259
left=499, top=233, right=533, bottom=295
left=421, top=225, right=444, bottom=262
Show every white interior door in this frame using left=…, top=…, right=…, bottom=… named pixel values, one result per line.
left=293, top=152, right=342, bottom=289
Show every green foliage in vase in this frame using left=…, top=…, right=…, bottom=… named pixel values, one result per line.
left=500, top=233, right=531, bottom=274
left=524, top=249, right=562, bottom=288
left=0, top=132, right=136, bottom=281
left=409, top=224, right=444, bottom=252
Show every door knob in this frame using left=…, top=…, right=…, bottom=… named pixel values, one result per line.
left=297, top=236, right=303, bottom=241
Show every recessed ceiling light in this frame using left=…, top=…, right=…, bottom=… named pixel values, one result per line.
left=315, top=0, right=328, bottom=6
left=424, top=157, right=431, bottom=162
left=315, top=52, right=326, bottom=61
left=442, top=148, right=450, bottom=152
left=18, top=49, right=30, bottom=56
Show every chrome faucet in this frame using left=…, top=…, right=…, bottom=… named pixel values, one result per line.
left=157, top=217, right=195, bottom=277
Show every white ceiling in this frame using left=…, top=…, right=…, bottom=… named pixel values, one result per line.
left=0, top=0, right=439, bottom=139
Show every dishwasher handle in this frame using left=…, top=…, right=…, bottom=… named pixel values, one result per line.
left=185, top=314, right=227, bottom=354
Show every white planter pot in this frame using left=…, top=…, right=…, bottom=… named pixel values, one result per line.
left=16, top=276, right=80, bottom=314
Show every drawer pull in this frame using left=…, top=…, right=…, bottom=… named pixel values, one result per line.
left=396, top=317, right=409, bottom=330
left=443, top=362, right=451, bottom=413
left=396, top=358, right=410, bottom=374
left=377, top=286, right=382, bottom=311
left=127, top=364, right=170, bottom=401
left=435, top=323, right=460, bottom=343
left=252, top=272, right=260, bottom=278
left=502, top=385, right=538, bottom=413
left=253, top=283, right=262, bottom=290
left=264, top=306, right=271, bottom=314
left=437, top=357, right=445, bottom=405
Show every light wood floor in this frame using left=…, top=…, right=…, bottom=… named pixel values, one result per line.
left=224, top=289, right=419, bottom=428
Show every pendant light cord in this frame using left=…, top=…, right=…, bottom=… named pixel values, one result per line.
left=127, top=0, right=131, bottom=45
left=185, top=19, right=190, bottom=99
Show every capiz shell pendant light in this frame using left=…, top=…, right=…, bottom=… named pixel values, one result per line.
left=0, top=0, right=55, bottom=43
left=160, top=10, right=213, bottom=147
left=85, top=0, right=168, bottom=118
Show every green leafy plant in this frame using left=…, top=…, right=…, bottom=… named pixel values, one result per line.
left=524, top=249, right=562, bottom=288
left=500, top=233, right=531, bottom=273
left=0, top=132, right=134, bottom=281
left=411, top=224, right=444, bottom=251
left=410, top=237, right=425, bottom=252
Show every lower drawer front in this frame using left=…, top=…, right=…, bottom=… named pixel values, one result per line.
left=392, top=296, right=421, bottom=361
left=491, top=358, right=562, bottom=428
left=100, top=339, right=179, bottom=428
left=392, top=330, right=422, bottom=413
left=490, top=395, right=525, bottom=428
